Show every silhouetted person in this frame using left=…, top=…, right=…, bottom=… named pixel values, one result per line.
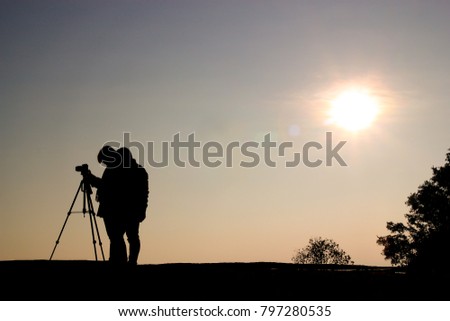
left=89, top=145, right=149, bottom=266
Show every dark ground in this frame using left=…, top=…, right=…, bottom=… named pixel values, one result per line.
left=0, top=260, right=448, bottom=301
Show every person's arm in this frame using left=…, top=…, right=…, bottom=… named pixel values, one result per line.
left=136, top=168, right=149, bottom=221
left=87, top=171, right=102, bottom=189
left=143, top=169, right=149, bottom=209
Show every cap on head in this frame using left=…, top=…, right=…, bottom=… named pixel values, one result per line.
left=117, top=147, right=134, bottom=167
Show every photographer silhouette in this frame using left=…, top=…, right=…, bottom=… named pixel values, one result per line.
left=89, top=145, right=149, bottom=266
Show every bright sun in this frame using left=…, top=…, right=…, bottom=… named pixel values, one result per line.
left=328, top=89, right=379, bottom=132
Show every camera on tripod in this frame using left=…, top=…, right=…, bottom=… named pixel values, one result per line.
left=75, top=163, right=90, bottom=176
left=50, top=163, right=105, bottom=261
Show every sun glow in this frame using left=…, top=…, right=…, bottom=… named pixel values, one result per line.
left=328, top=89, right=379, bottom=132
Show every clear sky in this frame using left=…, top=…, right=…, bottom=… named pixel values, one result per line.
left=1, top=0, right=450, bottom=266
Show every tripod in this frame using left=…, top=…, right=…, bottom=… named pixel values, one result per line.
left=50, top=174, right=105, bottom=261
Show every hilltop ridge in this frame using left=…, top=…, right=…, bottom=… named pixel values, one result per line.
left=0, top=260, right=447, bottom=301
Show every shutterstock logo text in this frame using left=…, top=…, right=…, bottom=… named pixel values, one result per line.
left=105, top=132, right=347, bottom=168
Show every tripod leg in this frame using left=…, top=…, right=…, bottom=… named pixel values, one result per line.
left=87, top=194, right=106, bottom=261
left=49, top=181, right=83, bottom=260
left=85, top=192, right=99, bottom=261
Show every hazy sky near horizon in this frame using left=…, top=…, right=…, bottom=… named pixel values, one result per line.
left=1, top=0, right=450, bottom=266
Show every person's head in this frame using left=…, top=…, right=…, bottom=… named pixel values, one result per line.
left=116, top=147, right=136, bottom=168
left=97, top=145, right=119, bottom=168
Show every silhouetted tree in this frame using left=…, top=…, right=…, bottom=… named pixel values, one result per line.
left=377, top=149, right=450, bottom=273
left=292, top=237, right=354, bottom=264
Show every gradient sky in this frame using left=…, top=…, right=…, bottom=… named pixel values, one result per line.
left=1, top=0, right=450, bottom=266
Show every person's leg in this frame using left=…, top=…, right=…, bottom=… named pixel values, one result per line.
left=104, top=216, right=127, bottom=264
left=125, top=219, right=140, bottom=265
left=103, top=216, right=114, bottom=261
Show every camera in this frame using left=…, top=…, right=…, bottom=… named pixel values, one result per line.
left=75, top=163, right=90, bottom=176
